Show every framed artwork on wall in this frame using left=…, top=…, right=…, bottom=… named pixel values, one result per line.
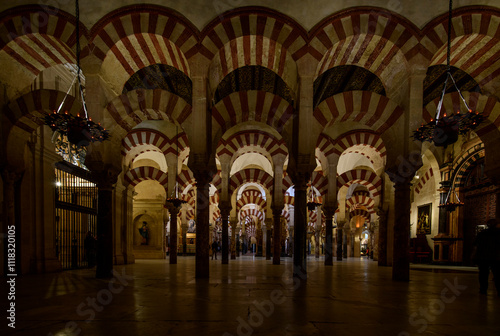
left=417, top=203, right=432, bottom=235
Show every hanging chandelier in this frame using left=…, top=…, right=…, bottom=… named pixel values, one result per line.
left=412, top=0, right=484, bottom=147
left=438, top=183, right=464, bottom=212
left=43, top=0, right=109, bottom=148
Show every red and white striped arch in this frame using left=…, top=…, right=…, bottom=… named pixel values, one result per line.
left=282, top=172, right=294, bottom=194
left=88, top=5, right=198, bottom=60
left=284, top=195, right=294, bottom=206
left=0, top=6, right=81, bottom=76
left=314, top=34, right=407, bottom=80
left=212, top=208, right=221, bottom=222
left=211, top=91, right=294, bottom=135
left=105, top=89, right=191, bottom=132
left=346, top=190, right=375, bottom=213
left=121, top=129, right=188, bottom=157
left=99, top=34, right=190, bottom=93
left=123, top=166, right=168, bottom=188
left=309, top=9, right=421, bottom=62
left=421, top=8, right=500, bottom=63
left=199, top=8, right=308, bottom=61
left=337, top=169, right=382, bottom=198
left=209, top=35, right=297, bottom=97
left=313, top=91, right=404, bottom=135
left=282, top=209, right=290, bottom=223
left=217, top=129, right=288, bottom=162
left=229, top=169, right=274, bottom=195
left=210, top=191, right=219, bottom=206
left=414, top=168, right=434, bottom=194
left=177, top=168, right=195, bottom=193
left=5, top=89, right=82, bottom=134
left=350, top=208, right=371, bottom=223
left=239, top=208, right=264, bottom=223
left=310, top=171, right=328, bottom=196
left=237, top=190, right=266, bottom=211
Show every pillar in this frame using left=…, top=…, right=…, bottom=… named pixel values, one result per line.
left=168, top=205, right=180, bottom=264
left=92, top=170, right=118, bottom=278
left=192, top=168, right=211, bottom=278
left=230, top=219, right=237, bottom=259
left=323, top=206, right=335, bottom=265
left=377, top=208, right=388, bottom=266
left=392, top=180, right=412, bottom=281
left=336, top=222, right=344, bottom=261
left=293, top=173, right=308, bottom=279
left=220, top=205, right=230, bottom=264
left=343, top=229, right=348, bottom=258
left=272, top=207, right=282, bottom=264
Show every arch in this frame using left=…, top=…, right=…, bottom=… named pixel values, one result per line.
left=337, top=169, right=382, bottom=198
left=421, top=6, right=500, bottom=61
left=177, top=167, right=195, bottom=193
left=310, top=171, right=328, bottom=196
left=122, top=128, right=188, bottom=157
left=346, top=190, right=375, bottom=213
left=211, top=91, right=294, bottom=136
left=104, top=89, right=191, bottom=132
left=317, top=130, right=387, bottom=158
left=239, top=208, right=264, bottom=223
left=453, top=143, right=486, bottom=187
left=414, top=168, right=435, bottom=194
left=236, top=190, right=266, bottom=211
left=123, top=166, right=168, bottom=188
left=309, top=7, right=421, bottom=62
left=350, top=208, right=371, bottom=223
left=313, top=91, right=404, bottom=135
left=88, top=4, right=199, bottom=61
left=208, top=36, right=298, bottom=98
left=199, top=7, right=308, bottom=61
left=229, top=168, right=273, bottom=195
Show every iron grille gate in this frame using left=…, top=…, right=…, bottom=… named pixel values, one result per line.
left=55, top=162, right=97, bottom=270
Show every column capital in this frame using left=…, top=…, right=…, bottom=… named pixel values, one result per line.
left=322, top=205, right=337, bottom=218
left=0, top=166, right=24, bottom=184
left=91, top=168, right=120, bottom=189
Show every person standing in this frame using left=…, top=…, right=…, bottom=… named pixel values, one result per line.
left=473, top=218, right=500, bottom=296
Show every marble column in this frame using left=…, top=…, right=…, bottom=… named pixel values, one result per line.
left=350, top=229, right=356, bottom=257
left=336, top=222, right=344, bottom=261
left=169, top=206, right=180, bottom=264
left=272, top=207, right=282, bottom=265
left=343, top=230, right=348, bottom=258
left=293, top=174, right=308, bottom=280
left=193, top=169, right=211, bottom=278
left=265, top=218, right=272, bottom=260
left=377, top=208, right=388, bottom=266
left=230, top=219, right=237, bottom=260
left=220, top=205, right=230, bottom=264
left=323, top=206, right=335, bottom=265
left=92, top=170, right=118, bottom=279
left=392, top=180, right=412, bottom=281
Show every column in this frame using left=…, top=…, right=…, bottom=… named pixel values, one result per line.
left=323, top=206, right=335, bottom=265
left=392, top=180, right=412, bottom=281
left=168, top=205, right=180, bottom=264
left=293, top=173, right=308, bottom=280
left=220, top=205, right=230, bottom=264
left=371, top=222, right=379, bottom=261
left=265, top=218, right=272, bottom=260
left=313, top=205, right=320, bottom=258
left=182, top=223, right=188, bottom=255
left=343, top=230, right=348, bottom=258
left=336, top=221, right=344, bottom=261
left=230, top=219, right=237, bottom=259
left=377, top=208, right=388, bottom=266
left=272, top=207, right=282, bottom=264
left=256, top=220, right=263, bottom=256
left=350, top=229, right=356, bottom=257
left=92, top=170, right=118, bottom=278
left=192, top=168, right=211, bottom=278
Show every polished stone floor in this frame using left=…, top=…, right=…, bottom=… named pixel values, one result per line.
left=3, top=256, right=500, bottom=336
